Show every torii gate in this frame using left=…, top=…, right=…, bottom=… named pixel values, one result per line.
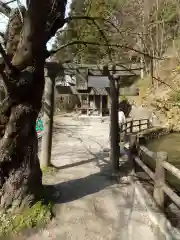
left=40, top=62, right=143, bottom=172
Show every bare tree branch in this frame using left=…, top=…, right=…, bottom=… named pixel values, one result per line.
left=8, top=0, right=67, bottom=71
left=52, top=44, right=88, bottom=64
left=0, top=43, right=15, bottom=94
left=64, top=15, right=152, bottom=46
left=62, top=15, right=163, bottom=60
left=5, top=6, right=26, bottom=59
left=153, top=76, right=179, bottom=93
left=16, top=0, right=24, bottom=23
left=0, top=0, right=11, bottom=17
left=64, top=15, right=113, bottom=61
left=46, top=0, right=67, bottom=41
left=6, top=0, right=16, bottom=4
left=0, top=42, right=12, bottom=70
left=90, top=18, right=112, bottom=61
left=0, top=32, right=5, bottom=40
left=64, top=15, right=103, bottom=23
left=63, top=15, right=118, bottom=35
left=11, top=0, right=50, bottom=70
left=47, top=40, right=163, bottom=60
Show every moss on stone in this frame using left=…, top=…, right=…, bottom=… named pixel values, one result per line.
left=0, top=167, right=59, bottom=238
left=41, top=166, right=58, bottom=175
left=0, top=201, right=52, bottom=238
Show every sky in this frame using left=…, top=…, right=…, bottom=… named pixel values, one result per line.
left=0, top=0, right=72, bottom=50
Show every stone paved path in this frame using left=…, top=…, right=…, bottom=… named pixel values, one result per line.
left=28, top=116, right=158, bottom=240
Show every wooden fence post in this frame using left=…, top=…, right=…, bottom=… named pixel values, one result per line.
left=100, top=95, right=103, bottom=117
left=139, top=120, right=141, bottom=131
left=128, top=135, right=139, bottom=173
left=153, top=151, right=167, bottom=209
left=87, top=94, right=89, bottom=116
left=130, top=120, right=133, bottom=133
left=140, top=56, right=144, bottom=79
left=125, top=122, right=127, bottom=134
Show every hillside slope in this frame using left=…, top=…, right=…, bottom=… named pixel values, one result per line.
left=131, top=42, right=180, bottom=131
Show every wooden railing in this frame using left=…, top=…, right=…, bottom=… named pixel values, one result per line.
left=121, top=118, right=150, bottom=134
left=125, top=141, right=180, bottom=210
left=120, top=118, right=180, bottom=211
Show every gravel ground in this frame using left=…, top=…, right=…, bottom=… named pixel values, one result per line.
left=24, top=116, right=158, bottom=240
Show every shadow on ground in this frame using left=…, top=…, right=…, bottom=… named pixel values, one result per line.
left=44, top=121, right=133, bottom=205
left=53, top=122, right=90, bottom=135
left=44, top=155, right=133, bottom=205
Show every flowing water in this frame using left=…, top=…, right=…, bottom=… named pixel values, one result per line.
left=146, top=133, right=180, bottom=168
left=146, top=133, right=180, bottom=192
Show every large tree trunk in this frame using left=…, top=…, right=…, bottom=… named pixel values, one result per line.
left=0, top=66, right=46, bottom=211
left=0, top=0, right=47, bottom=212
left=0, top=66, right=48, bottom=212
left=0, top=0, right=67, bottom=212
left=0, top=103, right=42, bottom=210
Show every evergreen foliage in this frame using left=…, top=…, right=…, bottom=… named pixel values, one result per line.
left=53, top=0, right=180, bottom=65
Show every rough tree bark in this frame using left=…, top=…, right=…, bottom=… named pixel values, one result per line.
left=0, top=0, right=67, bottom=212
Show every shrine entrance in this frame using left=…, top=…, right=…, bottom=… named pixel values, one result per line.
left=41, top=62, right=143, bottom=169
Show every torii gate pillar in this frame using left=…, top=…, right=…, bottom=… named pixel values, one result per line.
left=40, top=62, right=59, bottom=167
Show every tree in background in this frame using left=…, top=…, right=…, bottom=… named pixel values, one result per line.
left=127, top=0, right=180, bottom=77
left=53, top=0, right=180, bottom=72
left=53, top=0, right=138, bottom=64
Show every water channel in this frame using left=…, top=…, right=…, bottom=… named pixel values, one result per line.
left=146, top=133, right=180, bottom=192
